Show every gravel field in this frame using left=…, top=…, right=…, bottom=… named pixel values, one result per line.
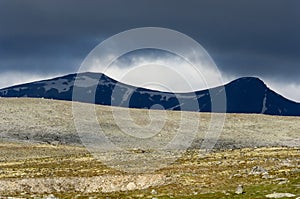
left=0, top=98, right=299, bottom=149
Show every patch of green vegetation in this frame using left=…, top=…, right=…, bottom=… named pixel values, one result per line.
left=8, top=175, right=299, bottom=199
left=1, top=146, right=299, bottom=198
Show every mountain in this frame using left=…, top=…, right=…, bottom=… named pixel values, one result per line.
left=0, top=72, right=299, bottom=116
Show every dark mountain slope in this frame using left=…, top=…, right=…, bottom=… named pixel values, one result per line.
left=0, top=72, right=299, bottom=116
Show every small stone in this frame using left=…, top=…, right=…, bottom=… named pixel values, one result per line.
left=278, top=181, right=288, bottom=185
left=274, top=178, right=288, bottom=181
left=262, top=173, right=271, bottom=179
left=50, top=141, right=59, bottom=146
left=126, top=182, right=136, bottom=190
left=216, top=161, right=222, bottom=165
left=7, top=197, right=24, bottom=199
left=265, top=192, right=296, bottom=198
left=249, top=166, right=268, bottom=175
left=281, top=160, right=292, bottom=167
left=235, top=184, right=244, bottom=194
left=273, top=178, right=289, bottom=185
left=131, top=148, right=146, bottom=153
left=233, top=173, right=242, bottom=177
left=44, top=194, right=59, bottom=199
left=151, top=189, right=157, bottom=195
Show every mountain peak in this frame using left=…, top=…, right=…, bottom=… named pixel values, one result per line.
left=230, top=76, right=265, bottom=84
left=227, top=76, right=267, bottom=90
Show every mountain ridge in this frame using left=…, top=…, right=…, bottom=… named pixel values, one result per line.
left=0, top=72, right=299, bottom=116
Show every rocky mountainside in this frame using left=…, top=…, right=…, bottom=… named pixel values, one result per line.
left=0, top=72, right=299, bottom=116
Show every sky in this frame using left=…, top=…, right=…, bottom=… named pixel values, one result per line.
left=0, top=0, right=299, bottom=101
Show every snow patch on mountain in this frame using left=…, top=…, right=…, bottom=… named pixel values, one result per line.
left=121, top=88, right=134, bottom=103
left=42, top=75, right=100, bottom=93
left=43, top=79, right=72, bottom=93
left=261, top=93, right=268, bottom=113
left=13, top=87, right=28, bottom=92
left=74, top=75, right=99, bottom=88
left=0, top=89, right=8, bottom=95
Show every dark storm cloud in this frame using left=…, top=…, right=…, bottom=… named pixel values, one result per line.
left=0, top=35, right=97, bottom=74
left=0, top=0, right=299, bottom=82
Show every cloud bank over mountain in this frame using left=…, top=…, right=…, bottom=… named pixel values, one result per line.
left=0, top=0, right=299, bottom=101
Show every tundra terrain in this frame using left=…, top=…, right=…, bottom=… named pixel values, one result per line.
left=0, top=98, right=299, bottom=198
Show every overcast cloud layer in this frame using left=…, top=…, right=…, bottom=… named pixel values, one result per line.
left=0, top=0, right=299, bottom=101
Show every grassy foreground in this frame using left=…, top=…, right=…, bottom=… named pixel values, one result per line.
left=0, top=141, right=299, bottom=198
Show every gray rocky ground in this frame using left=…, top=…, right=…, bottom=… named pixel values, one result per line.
left=0, top=98, right=299, bottom=198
